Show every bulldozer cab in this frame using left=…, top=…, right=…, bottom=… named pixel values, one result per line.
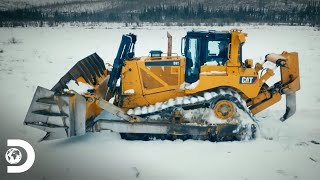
left=182, top=31, right=232, bottom=83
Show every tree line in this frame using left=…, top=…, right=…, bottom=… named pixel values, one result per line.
left=138, top=1, right=319, bottom=26
left=0, top=1, right=319, bottom=27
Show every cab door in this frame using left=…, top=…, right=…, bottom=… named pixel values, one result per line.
left=185, top=37, right=201, bottom=83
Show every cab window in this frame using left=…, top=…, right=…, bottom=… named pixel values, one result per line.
left=185, top=38, right=201, bottom=83
left=207, top=40, right=228, bottom=65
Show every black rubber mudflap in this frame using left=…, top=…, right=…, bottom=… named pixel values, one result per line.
left=51, top=53, right=106, bottom=92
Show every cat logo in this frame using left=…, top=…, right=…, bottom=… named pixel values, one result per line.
left=240, top=76, right=257, bottom=84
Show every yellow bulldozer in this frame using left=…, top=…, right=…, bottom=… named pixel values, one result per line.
left=24, top=29, right=300, bottom=141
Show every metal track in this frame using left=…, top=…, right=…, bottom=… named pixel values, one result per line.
left=120, top=88, right=258, bottom=141
left=129, top=88, right=258, bottom=123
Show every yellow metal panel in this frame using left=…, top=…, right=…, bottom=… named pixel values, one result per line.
left=122, top=95, right=151, bottom=109
left=139, top=65, right=170, bottom=87
left=226, top=31, right=245, bottom=67
left=171, top=67, right=179, bottom=74
left=250, top=93, right=282, bottom=115
left=122, top=61, right=144, bottom=96
left=186, top=66, right=260, bottom=98
left=137, top=57, right=184, bottom=95
left=121, top=60, right=150, bottom=108
left=140, top=68, right=164, bottom=89
left=121, top=57, right=186, bottom=109
left=280, top=51, right=300, bottom=92
left=200, top=65, right=227, bottom=73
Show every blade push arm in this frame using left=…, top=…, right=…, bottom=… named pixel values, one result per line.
left=106, top=34, right=137, bottom=100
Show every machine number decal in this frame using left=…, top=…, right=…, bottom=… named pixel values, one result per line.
left=172, top=61, right=180, bottom=66
left=240, top=76, right=257, bottom=84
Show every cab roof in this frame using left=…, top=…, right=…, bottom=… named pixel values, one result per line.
left=186, top=30, right=231, bottom=41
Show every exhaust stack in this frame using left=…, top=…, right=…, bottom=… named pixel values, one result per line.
left=167, top=32, right=172, bottom=56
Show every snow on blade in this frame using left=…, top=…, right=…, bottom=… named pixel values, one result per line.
left=106, top=64, right=113, bottom=71
left=65, top=80, right=93, bottom=94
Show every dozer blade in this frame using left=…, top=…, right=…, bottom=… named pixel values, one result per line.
left=51, top=53, right=107, bottom=93
left=24, top=86, right=86, bottom=141
left=93, top=119, right=256, bottom=141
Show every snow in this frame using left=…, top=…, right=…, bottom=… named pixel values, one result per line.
left=190, top=97, right=198, bottom=104
left=155, top=102, right=163, bottom=111
left=167, top=98, right=175, bottom=106
left=204, top=92, right=213, bottom=100
left=211, top=92, right=218, bottom=98
left=180, top=80, right=200, bottom=90
left=147, top=105, right=155, bottom=113
left=179, top=82, right=187, bottom=90
left=141, top=106, right=148, bottom=114
left=108, top=97, right=115, bottom=103
left=147, top=114, right=161, bottom=120
left=185, top=80, right=199, bottom=90
left=133, top=107, right=141, bottom=115
left=183, top=108, right=233, bottom=125
left=0, top=24, right=320, bottom=180
left=127, top=109, right=134, bottom=115
left=183, top=97, right=191, bottom=104
left=124, top=89, right=135, bottom=95
left=116, top=78, right=121, bottom=87
left=65, top=80, right=93, bottom=94
left=200, top=70, right=227, bottom=75
left=160, top=103, right=168, bottom=110
left=175, top=97, right=184, bottom=104
left=197, top=96, right=205, bottom=102
left=106, top=63, right=113, bottom=71
left=204, top=61, right=219, bottom=66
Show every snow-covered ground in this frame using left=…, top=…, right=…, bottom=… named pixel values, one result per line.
left=0, top=24, right=319, bottom=180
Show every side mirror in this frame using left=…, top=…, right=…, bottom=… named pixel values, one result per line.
left=244, top=59, right=253, bottom=68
